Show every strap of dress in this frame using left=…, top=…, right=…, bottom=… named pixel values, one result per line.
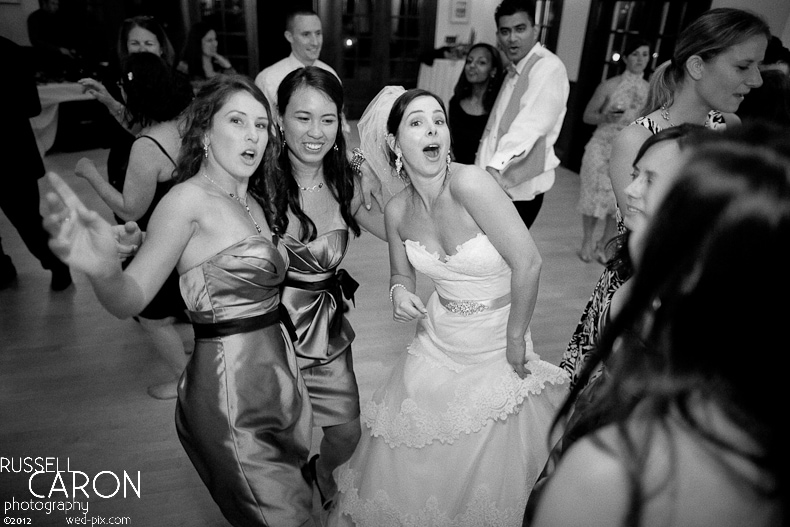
left=136, top=134, right=177, bottom=167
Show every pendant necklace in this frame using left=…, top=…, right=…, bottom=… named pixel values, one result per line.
left=202, top=172, right=262, bottom=234
left=661, top=105, right=709, bottom=128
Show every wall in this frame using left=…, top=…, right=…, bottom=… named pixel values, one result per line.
left=0, top=0, right=39, bottom=45
left=711, top=0, right=790, bottom=41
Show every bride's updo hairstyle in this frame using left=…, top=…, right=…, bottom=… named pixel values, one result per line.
left=644, top=8, right=770, bottom=113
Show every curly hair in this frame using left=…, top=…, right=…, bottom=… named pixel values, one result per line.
left=174, top=74, right=289, bottom=237
left=277, top=66, right=360, bottom=242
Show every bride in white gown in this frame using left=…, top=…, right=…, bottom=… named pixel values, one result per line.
left=329, top=87, right=568, bottom=526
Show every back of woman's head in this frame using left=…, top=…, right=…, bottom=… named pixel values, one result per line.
left=120, top=52, right=192, bottom=127
left=737, top=69, right=790, bottom=127
left=117, top=15, right=176, bottom=66
left=646, top=8, right=770, bottom=112
left=611, top=125, right=790, bottom=431
left=176, top=74, right=287, bottom=235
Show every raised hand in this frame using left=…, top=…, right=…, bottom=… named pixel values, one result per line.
left=43, top=172, right=121, bottom=279
left=111, top=221, right=143, bottom=261
left=78, top=78, right=116, bottom=109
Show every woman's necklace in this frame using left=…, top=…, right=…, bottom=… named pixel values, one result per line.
left=661, top=104, right=709, bottom=128
left=298, top=181, right=324, bottom=192
left=202, top=172, right=262, bottom=233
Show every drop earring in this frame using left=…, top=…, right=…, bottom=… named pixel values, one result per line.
left=203, top=140, right=209, bottom=159
left=395, top=151, right=403, bottom=179
left=446, top=153, right=452, bottom=173
left=333, top=143, right=339, bottom=152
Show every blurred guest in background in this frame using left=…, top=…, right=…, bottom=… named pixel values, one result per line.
left=0, top=35, right=71, bottom=291
left=448, top=43, right=504, bottom=164
left=576, top=39, right=650, bottom=264
left=177, top=21, right=235, bottom=90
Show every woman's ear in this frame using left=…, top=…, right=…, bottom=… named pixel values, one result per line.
left=386, top=133, right=398, bottom=155
left=685, top=55, right=705, bottom=81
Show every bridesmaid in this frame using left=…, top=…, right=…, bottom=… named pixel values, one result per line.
left=275, top=66, right=386, bottom=510
left=44, top=74, right=315, bottom=527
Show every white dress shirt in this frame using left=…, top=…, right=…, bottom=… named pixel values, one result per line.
left=476, top=43, right=569, bottom=201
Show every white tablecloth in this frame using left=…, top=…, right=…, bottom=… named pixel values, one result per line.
left=416, top=58, right=465, bottom=107
left=31, top=82, right=94, bottom=156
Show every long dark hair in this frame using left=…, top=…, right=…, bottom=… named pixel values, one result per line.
left=452, top=43, right=504, bottom=114
left=120, top=52, right=192, bottom=128
left=174, top=74, right=288, bottom=237
left=556, top=123, right=790, bottom=524
left=181, top=21, right=215, bottom=80
left=277, top=66, right=360, bottom=242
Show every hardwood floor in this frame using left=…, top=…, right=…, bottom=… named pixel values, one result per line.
left=0, top=131, right=605, bottom=526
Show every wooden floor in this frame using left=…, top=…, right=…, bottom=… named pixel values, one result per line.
left=0, top=130, right=605, bottom=526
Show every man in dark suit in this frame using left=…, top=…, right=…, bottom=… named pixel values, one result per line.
left=0, top=36, right=71, bottom=290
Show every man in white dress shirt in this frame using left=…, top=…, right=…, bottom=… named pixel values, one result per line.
left=255, top=9, right=341, bottom=110
left=476, top=0, right=569, bottom=228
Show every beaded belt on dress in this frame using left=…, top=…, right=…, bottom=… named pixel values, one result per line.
left=437, top=292, right=511, bottom=316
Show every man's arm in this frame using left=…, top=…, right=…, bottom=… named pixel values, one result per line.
left=486, top=56, right=569, bottom=173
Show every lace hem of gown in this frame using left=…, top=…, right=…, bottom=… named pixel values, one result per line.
left=336, top=470, right=525, bottom=527
left=362, top=360, right=567, bottom=448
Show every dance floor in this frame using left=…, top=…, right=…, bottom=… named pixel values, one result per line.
left=0, top=128, right=604, bottom=525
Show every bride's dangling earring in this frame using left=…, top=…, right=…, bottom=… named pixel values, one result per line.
left=395, top=151, right=403, bottom=179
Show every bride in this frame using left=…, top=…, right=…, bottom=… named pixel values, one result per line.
left=329, top=87, right=568, bottom=526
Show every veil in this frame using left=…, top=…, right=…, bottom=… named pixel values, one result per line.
left=357, top=85, right=407, bottom=203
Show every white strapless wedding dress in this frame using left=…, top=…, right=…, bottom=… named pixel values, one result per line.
left=329, top=234, right=568, bottom=526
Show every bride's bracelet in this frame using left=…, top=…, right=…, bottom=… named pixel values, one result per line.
left=389, top=283, right=407, bottom=303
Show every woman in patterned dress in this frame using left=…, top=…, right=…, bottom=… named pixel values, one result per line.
left=560, top=8, right=770, bottom=389
left=576, top=39, right=649, bottom=264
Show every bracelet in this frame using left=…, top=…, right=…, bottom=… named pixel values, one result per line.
left=389, top=283, right=407, bottom=303
left=350, top=148, right=366, bottom=175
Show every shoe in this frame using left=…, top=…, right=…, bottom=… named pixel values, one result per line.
left=0, top=256, right=17, bottom=289
left=50, top=266, right=72, bottom=291
left=308, top=454, right=334, bottom=511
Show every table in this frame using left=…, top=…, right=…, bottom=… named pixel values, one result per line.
left=31, top=82, right=94, bottom=156
left=416, top=58, right=465, bottom=107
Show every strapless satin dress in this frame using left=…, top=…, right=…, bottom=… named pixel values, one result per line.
left=282, top=229, right=360, bottom=427
left=176, top=235, right=314, bottom=527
